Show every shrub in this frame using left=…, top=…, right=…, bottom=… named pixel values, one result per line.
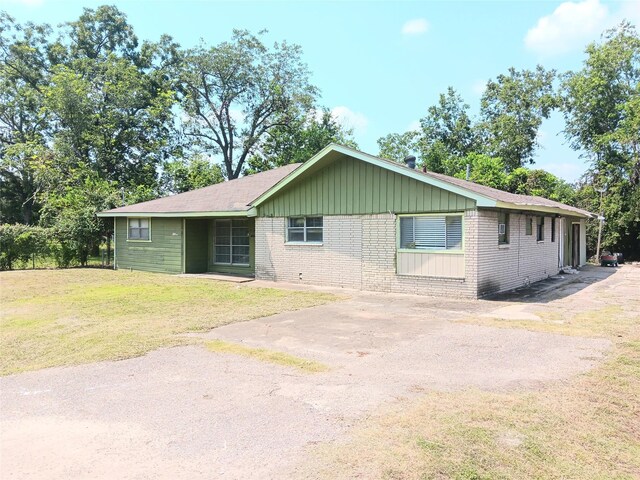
left=0, top=224, right=53, bottom=270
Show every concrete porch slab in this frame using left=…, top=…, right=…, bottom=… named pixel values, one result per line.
left=177, top=273, right=255, bottom=283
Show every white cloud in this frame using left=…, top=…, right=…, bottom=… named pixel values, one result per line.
left=524, top=0, right=609, bottom=56
left=329, top=106, right=368, bottom=135
left=228, top=108, right=245, bottom=124
left=401, top=18, right=430, bottom=36
left=471, top=79, right=487, bottom=96
left=537, top=129, right=548, bottom=146
left=407, top=120, right=421, bottom=132
left=618, top=0, right=640, bottom=26
left=537, top=161, right=585, bottom=182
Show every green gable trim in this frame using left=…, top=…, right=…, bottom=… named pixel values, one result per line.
left=257, top=155, right=476, bottom=217
left=99, top=210, right=249, bottom=218
left=251, top=144, right=496, bottom=209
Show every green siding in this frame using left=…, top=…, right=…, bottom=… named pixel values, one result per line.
left=257, top=156, right=476, bottom=217
left=185, top=219, right=209, bottom=273
left=208, top=217, right=255, bottom=276
left=115, top=217, right=183, bottom=274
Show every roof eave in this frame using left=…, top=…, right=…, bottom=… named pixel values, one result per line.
left=97, top=210, right=249, bottom=218
left=494, top=201, right=595, bottom=218
left=250, top=143, right=496, bottom=208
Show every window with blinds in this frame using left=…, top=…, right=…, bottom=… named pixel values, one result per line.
left=400, top=215, right=463, bottom=251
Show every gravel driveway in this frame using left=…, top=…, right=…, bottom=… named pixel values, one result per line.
left=0, top=277, right=612, bottom=479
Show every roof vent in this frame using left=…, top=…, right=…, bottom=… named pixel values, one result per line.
left=404, top=155, right=416, bottom=169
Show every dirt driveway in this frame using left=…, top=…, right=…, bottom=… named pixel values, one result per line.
left=0, top=269, right=616, bottom=479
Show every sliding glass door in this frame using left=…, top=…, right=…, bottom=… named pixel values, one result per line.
left=214, top=219, right=250, bottom=266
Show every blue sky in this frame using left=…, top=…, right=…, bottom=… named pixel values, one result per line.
left=2, top=0, right=639, bottom=182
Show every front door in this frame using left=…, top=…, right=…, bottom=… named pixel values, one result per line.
left=572, top=223, right=580, bottom=268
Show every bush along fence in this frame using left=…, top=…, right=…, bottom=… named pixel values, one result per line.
left=0, top=224, right=112, bottom=271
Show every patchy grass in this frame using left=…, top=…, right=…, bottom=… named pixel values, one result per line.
left=295, top=266, right=640, bottom=480
left=206, top=339, right=330, bottom=373
left=0, top=269, right=338, bottom=375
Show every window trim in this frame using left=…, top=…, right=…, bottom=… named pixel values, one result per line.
left=286, top=216, right=324, bottom=245
left=397, top=213, right=464, bottom=254
left=213, top=219, right=250, bottom=266
left=126, top=217, right=151, bottom=242
left=498, top=211, right=509, bottom=245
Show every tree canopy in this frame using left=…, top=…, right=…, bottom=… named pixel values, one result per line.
left=178, top=30, right=318, bottom=179
left=0, top=7, right=638, bottom=265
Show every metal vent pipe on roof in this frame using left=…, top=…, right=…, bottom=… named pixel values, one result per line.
left=404, top=155, right=416, bottom=169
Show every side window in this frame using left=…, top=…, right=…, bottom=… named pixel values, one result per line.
left=551, top=217, right=556, bottom=242
left=287, top=217, right=323, bottom=243
left=526, top=217, right=533, bottom=236
left=128, top=218, right=150, bottom=241
left=399, top=215, right=463, bottom=251
left=498, top=212, right=509, bottom=245
left=536, top=216, right=545, bottom=242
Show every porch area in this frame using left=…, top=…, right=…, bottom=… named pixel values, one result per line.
left=184, top=218, right=255, bottom=276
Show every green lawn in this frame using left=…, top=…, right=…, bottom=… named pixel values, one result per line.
left=0, top=269, right=337, bottom=375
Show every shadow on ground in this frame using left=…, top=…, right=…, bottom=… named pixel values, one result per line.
left=486, top=264, right=619, bottom=304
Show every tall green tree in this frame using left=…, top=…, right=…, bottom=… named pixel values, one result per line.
left=420, top=87, right=478, bottom=163
left=160, top=154, right=224, bottom=194
left=246, top=109, right=357, bottom=173
left=46, top=6, right=179, bottom=188
left=505, top=168, right=575, bottom=204
left=0, top=13, right=54, bottom=223
left=377, top=88, right=477, bottom=175
left=562, top=22, right=640, bottom=257
left=178, top=30, right=318, bottom=179
left=479, top=66, right=558, bottom=171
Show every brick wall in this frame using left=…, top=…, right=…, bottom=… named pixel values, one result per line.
left=476, top=209, right=560, bottom=296
left=254, top=216, right=363, bottom=288
left=255, top=212, right=479, bottom=298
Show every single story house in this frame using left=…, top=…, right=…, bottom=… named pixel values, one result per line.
left=98, top=144, right=594, bottom=298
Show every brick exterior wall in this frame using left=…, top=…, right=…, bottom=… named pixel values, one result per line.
left=475, top=209, right=560, bottom=296
left=255, top=211, right=479, bottom=298
left=254, top=216, right=363, bottom=288
left=255, top=210, right=562, bottom=298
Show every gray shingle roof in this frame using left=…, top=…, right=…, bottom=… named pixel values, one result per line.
left=421, top=169, right=593, bottom=217
left=102, top=163, right=301, bottom=215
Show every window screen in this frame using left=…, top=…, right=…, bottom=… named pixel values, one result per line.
left=287, top=217, right=323, bottom=243
left=128, top=218, right=150, bottom=240
left=215, top=219, right=250, bottom=265
left=400, top=215, right=463, bottom=251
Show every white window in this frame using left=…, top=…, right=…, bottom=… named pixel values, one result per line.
left=400, top=215, right=463, bottom=251
left=128, top=218, right=150, bottom=241
left=287, top=217, right=323, bottom=243
left=214, top=219, right=250, bottom=265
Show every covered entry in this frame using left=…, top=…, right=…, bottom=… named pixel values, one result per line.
left=561, top=217, right=587, bottom=269
left=184, top=218, right=255, bottom=275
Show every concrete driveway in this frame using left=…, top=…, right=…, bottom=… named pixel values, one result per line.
left=0, top=273, right=613, bottom=479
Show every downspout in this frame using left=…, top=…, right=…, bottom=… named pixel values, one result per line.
left=182, top=218, right=186, bottom=274
left=113, top=218, right=117, bottom=270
